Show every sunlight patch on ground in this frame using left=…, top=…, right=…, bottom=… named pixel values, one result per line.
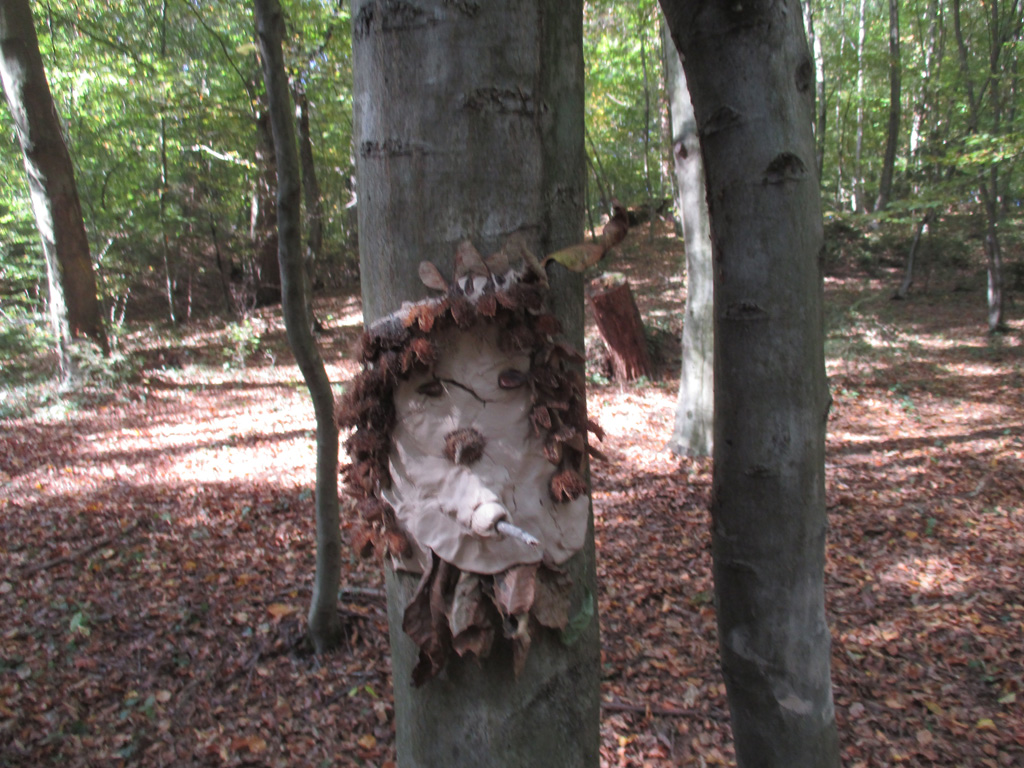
left=324, top=295, right=365, bottom=328
left=588, top=385, right=681, bottom=476
left=879, top=555, right=975, bottom=597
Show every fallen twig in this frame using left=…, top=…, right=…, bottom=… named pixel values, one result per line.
left=601, top=699, right=725, bottom=720
left=20, top=518, right=145, bottom=576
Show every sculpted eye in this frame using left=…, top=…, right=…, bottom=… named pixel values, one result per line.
left=416, top=380, right=444, bottom=397
left=497, top=369, right=528, bottom=389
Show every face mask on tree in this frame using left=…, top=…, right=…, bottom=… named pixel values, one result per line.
left=340, top=238, right=600, bottom=684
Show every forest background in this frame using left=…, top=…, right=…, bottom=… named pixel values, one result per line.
left=1, top=0, right=1020, bottom=353
left=1, top=0, right=1022, bottom=766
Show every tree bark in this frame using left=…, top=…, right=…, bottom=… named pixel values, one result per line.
left=254, top=0, right=343, bottom=654
left=874, top=0, right=902, bottom=212
left=294, top=86, right=325, bottom=270
left=587, top=274, right=652, bottom=383
left=662, top=19, right=713, bottom=457
left=294, top=84, right=325, bottom=329
left=0, top=0, right=108, bottom=380
left=660, top=1, right=839, bottom=766
left=253, top=103, right=282, bottom=307
left=352, top=1, right=600, bottom=765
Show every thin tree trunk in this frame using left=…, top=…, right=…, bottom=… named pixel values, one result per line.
left=952, top=0, right=1007, bottom=332
left=875, top=0, right=901, bottom=211
left=254, top=0, right=343, bottom=654
left=853, top=0, right=867, bottom=212
left=660, top=0, right=839, bottom=765
left=802, top=0, right=827, bottom=181
left=639, top=14, right=655, bottom=243
left=294, top=85, right=325, bottom=330
left=833, top=0, right=848, bottom=207
left=352, top=2, right=599, bottom=765
left=585, top=124, right=612, bottom=210
left=294, top=87, right=324, bottom=269
left=894, top=211, right=930, bottom=299
left=0, top=0, right=108, bottom=381
left=159, top=0, right=176, bottom=324
left=253, top=103, right=282, bottom=306
left=210, top=216, right=236, bottom=315
left=662, top=17, right=713, bottom=457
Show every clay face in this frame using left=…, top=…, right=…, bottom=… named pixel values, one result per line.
left=339, top=242, right=598, bottom=683
left=385, top=323, right=589, bottom=575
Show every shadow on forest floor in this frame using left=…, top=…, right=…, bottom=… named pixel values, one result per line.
left=1, top=220, right=1023, bottom=766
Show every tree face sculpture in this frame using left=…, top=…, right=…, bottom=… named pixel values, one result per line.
left=340, top=241, right=599, bottom=683
left=387, top=322, right=589, bottom=574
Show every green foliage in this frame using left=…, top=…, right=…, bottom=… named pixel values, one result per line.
left=0, top=0, right=355, bottom=326
left=222, top=317, right=262, bottom=368
left=584, top=1, right=670, bottom=214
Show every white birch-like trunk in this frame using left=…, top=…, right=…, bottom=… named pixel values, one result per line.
left=662, top=19, right=713, bottom=458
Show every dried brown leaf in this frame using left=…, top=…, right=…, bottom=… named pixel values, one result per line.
left=454, top=240, right=489, bottom=280
left=418, top=260, right=449, bottom=291
left=550, top=468, right=587, bottom=503
left=493, top=563, right=538, bottom=617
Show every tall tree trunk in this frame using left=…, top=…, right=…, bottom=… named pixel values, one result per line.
left=294, top=84, right=325, bottom=329
left=253, top=103, right=282, bottom=306
left=660, top=1, right=839, bottom=766
left=662, top=18, right=713, bottom=458
left=294, top=87, right=325, bottom=272
left=908, top=0, right=943, bottom=170
left=832, top=0, right=848, bottom=207
left=952, top=0, right=1008, bottom=332
left=874, top=0, right=902, bottom=212
left=0, top=0, right=108, bottom=380
left=639, top=12, right=655, bottom=243
left=801, top=0, right=826, bottom=181
left=158, top=0, right=177, bottom=324
left=352, top=2, right=600, bottom=765
left=254, top=0, right=343, bottom=653
left=853, top=0, right=868, bottom=212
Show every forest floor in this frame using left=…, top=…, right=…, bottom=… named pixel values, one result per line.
left=2, top=221, right=1023, bottom=767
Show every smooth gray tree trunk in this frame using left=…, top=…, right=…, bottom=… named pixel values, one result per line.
left=662, top=19, right=713, bottom=458
left=660, top=0, right=839, bottom=765
left=0, top=0, right=108, bottom=380
left=254, top=0, right=344, bottom=654
left=352, top=2, right=599, bottom=766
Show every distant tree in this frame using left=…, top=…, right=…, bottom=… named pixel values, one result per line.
left=662, top=20, right=713, bottom=458
left=253, top=0, right=343, bottom=653
left=660, top=0, right=840, bottom=765
left=0, top=0, right=108, bottom=380
left=952, top=0, right=1017, bottom=332
left=352, top=1, right=600, bottom=765
left=852, top=0, right=868, bottom=211
left=874, top=0, right=902, bottom=212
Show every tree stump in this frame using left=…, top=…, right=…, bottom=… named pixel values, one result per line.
left=587, top=272, right=652, bottom=382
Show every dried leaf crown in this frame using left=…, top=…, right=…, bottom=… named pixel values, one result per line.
left=338, top=239, right=603, bottom=560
